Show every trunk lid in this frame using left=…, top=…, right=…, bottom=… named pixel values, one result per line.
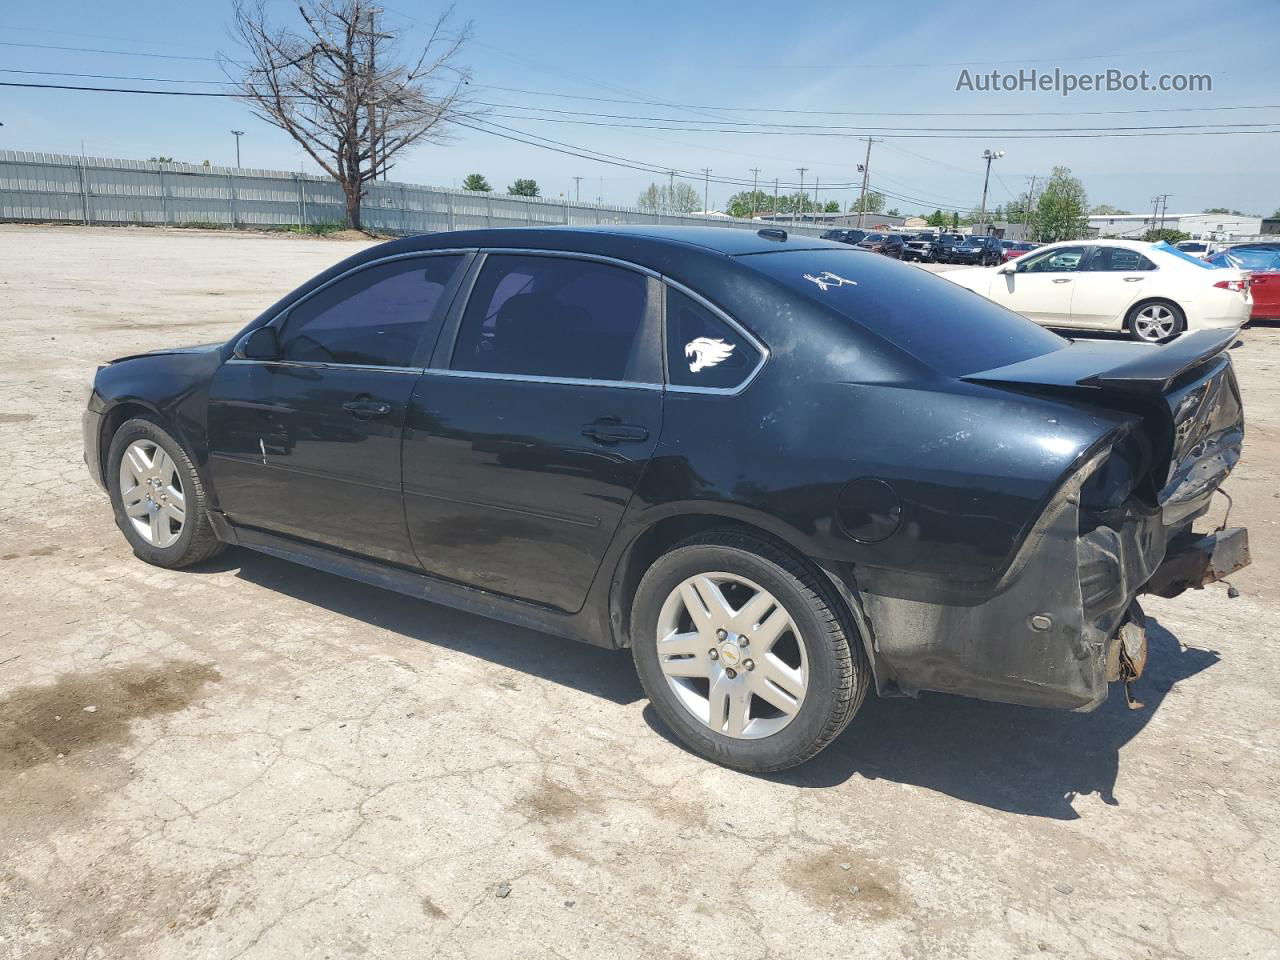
left=962, top=330, right=1244, bottom=518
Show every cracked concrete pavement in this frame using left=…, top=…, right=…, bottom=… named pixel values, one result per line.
left=2, top=224, right=1278, bottom=959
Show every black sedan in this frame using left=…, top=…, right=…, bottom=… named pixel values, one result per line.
left=84, top=226, right=1248, bottom=772
left=900, top=233, right=938, bottom=262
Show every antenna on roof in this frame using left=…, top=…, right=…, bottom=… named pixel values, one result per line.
left=757, top=228, right=787, bottom=242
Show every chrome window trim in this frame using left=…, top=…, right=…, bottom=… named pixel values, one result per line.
left=661, top=277, right=769, bottom=396
left=474, top=247, right=663, bottom=281
left=421, top=368, right=662, bottom=392
left=226, top=357, right=425, bottom=375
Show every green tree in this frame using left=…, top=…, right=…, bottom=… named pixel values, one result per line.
left=1143, top=228, right=1190, bottom=244
left=1031, top=166, right=1089, bottom=242
left=824, top=200, right=840, bottom=213
left=149, top=156, right=176, bottom=163
left=885, top=207, right=901, bottom=217
left=849, top=191, right=884, bottom=214
left=508, top=178, right=540, bottom=197
left=462, top=173, right=492, bottom=192
left=1090, top=203, right=1130, bottom=215
left=725, top=189, right=773, bottom=217
left=951, top=212, right=960, bottom=229
left=926, top=209, right=948, bottom=227
left=1203, top=207, right=1251, bottom=216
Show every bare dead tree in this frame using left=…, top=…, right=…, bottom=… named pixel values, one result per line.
left=228, top=0, right=473, bottom=230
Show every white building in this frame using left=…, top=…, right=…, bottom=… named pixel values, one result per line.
left=1088, top=212, right=1263, bottom=241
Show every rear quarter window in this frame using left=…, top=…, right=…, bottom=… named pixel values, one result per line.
left=741, top=248, right=1065, bottom=377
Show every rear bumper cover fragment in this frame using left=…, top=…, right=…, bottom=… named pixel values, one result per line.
left=1141, top=526, right=1251, bottom=599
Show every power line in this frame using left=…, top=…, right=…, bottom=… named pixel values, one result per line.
left=471, top=83, right=1280, bottom=118
left=0, top=40, right=220, bottom=62
left=0, top=68, right=233, bottom=85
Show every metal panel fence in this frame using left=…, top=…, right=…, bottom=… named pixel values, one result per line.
left=0, top=151, right=835, bottom=239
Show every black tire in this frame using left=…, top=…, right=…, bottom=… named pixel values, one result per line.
left=1125, top=299, right=1186, bottom=343
left=106, top=417, right=226, bottom=569
left=630, top=529, right=870, bottom=772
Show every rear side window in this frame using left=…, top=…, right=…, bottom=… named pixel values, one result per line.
left=742, top=248, right=1064, bottom=377
left=280, top=255, right=463, bottom=366
left=666, top=288, right=760, bottom=390
left=1085, top=247, right=1156, bottom=271
left=451, top=254, right=658, bottom=383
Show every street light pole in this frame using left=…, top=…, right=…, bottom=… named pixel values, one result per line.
left=749, top=167, right=761, bottom=217
left=230, top=130, right=244, bottom=168
left=977, top=148, right=1004, bottom=234
left=701, top=168, right=711, bottom=216
left=795, top=167, right=807, bottom=227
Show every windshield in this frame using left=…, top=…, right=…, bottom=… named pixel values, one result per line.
left=743, top=248, right=1065, bottom=377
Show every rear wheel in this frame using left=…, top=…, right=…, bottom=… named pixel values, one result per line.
left=107, top=417, right=225, bottom=568
left=631, top=530, right=869, bottom=772
left=1127, top=300, right=1186, bottom=342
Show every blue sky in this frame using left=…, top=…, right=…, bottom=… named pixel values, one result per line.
left=2, top=0, right=1277, bottom=215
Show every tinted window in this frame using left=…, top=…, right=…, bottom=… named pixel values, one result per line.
left=1084, top=247, right=1156, bottom=271
left=667, top=288, right=760, bottom=390
left=744, top=248, right=1064, bottom=377
left=280, top=255, right=462, bottom=366
left=451, top=254, right=657, bottom=382
left=1019, top=246, right=1087, bottom=272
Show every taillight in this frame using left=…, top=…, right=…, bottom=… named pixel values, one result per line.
left=1214, top=277, right=1249, bottom=294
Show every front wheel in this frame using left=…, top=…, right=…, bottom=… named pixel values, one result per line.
left=107, top=417, right=225, bottom=568
left=1127, top=300, right=1186, bottom=342
left=630, top=530, right=869, bottom=772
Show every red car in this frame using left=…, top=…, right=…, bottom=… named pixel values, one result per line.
left=1207, top=244, right=1280, bottom=320
left=1000, top=240, right=1038, bottom=263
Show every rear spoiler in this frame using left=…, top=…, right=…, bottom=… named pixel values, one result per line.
left=1076, top=329, right=1238, bottom=392
left=962, top=328, right=1239, bottom=396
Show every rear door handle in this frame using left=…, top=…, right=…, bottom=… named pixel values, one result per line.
left=582, top=418, right=650, bottom=444
left=1123, top=276, right=1144, bottom=282
left=342, top=398, right=392, bottom=418
left=1052, top=278, right=1073, bottom=283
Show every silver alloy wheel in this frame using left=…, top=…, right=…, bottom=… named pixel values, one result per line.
left=118, top=439, right=186, bottom=548
left=1133, top=304, right=1177, bottom=342
left=655, top=572, right=808, bottom=739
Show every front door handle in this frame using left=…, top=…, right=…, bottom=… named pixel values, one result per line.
left=582, top=418, right=650, bottom=444
left=1052, top=278, right=1073, bottom=283
left=342, top=398, right=392, bottom=419
left=1123, top=276, right=1144, bottom=282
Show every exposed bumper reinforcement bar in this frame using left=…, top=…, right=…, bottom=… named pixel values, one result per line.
left=1141, top=526, right=1251, bottom=599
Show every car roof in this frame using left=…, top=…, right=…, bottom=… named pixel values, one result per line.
left=396, top=224, right=840, bottom=257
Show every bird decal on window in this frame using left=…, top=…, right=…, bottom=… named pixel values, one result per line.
left=685, top=337, right=736, bottom=372
left=803, top=271, right=858, bottom=291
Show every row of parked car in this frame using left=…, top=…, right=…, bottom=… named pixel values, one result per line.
left=820, top=228, right=1039, bottom=265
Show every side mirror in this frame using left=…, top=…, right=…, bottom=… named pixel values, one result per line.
left=998, top=262, right=1018, bottom=275
left=236, top=326, right=281, bottom=360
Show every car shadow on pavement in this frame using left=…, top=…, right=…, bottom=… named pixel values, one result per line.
left=216, top=550, right=645, bottom=706
left=757, top=616, right=1219, bottom=819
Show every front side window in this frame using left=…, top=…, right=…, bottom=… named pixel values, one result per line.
left=1084, top=247, right=1157, bottom=271
left=451, top=254, right=657, bottom=383
left=666, top=288, right=761, bottom=390
left=1020, top=246, right=1087, bottom=273
left=280, top=255, right=463, bottom=366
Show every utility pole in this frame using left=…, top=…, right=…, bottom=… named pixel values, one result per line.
left=230, top=130, right=244, bottom=168
left=814, top=176, right=821, bottom=220
left=1157, top=194, right=1172, bottom=232
left=855, top=137, right=878, bottom=228
left=795, top=167, right=808, bottom=227
left=749, top=167, right=761, bottom=217
left=572, top=176, right=583, bottom=203
left=701, top=168, right=711, bottom=216
left=977, top=148, right=1004, bottom=234
left=773, top=178, right=779, bottom=222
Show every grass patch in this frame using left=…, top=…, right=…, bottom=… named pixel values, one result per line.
left=287, top=219, right=347, bottom=236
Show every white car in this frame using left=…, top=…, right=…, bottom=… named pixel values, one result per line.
left=943, top=239, right=1251, bottom=342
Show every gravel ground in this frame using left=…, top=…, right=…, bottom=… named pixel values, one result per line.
left=2, top=224, right=1278, bottom=960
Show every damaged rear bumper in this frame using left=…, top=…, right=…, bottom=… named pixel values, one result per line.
left=1141, top=526, right=1250, bottom=599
